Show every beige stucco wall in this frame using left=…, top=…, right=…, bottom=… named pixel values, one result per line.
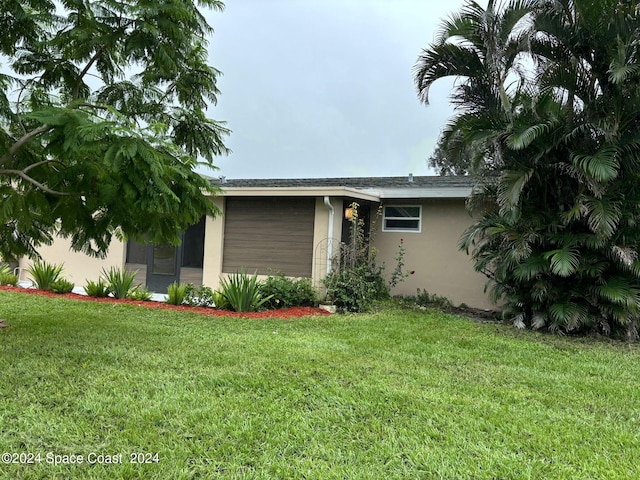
left=17, top=194, right=491, bottom=309
left=19, top=236, right=126, bottom=286
left=371, top=198, right=492, bottom=310
left=201, top=197, right=225, bottom=289
left=311, top=197, right=343, bottom=289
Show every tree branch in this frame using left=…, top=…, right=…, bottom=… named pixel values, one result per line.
left=0, top=124, right=53, bottom=168
left=0, top=168, right=74, bottom=196
left=22, top=159, right=64, bottom=173
left=73, top=45, right=107, bottom=100
left=75, top=102, right=111, bottom=112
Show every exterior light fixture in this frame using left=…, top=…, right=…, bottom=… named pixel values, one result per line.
left=344, top=207, right=354, bottom=220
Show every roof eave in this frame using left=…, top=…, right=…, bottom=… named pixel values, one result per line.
left=377, top=187, right=473, bottom=199
left=217, top=186, right=381, bottom=202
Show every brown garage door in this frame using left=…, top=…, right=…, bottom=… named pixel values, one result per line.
left=222, top=197, right=315, bottom=277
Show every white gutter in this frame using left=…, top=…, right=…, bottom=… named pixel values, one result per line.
left=323, top=196, right=334, bottom=276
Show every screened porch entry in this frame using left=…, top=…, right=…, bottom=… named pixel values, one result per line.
left=125, top=216, right=206, bottom=293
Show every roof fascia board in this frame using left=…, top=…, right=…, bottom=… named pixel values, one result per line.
left=219, top=186, right=381, bottom=202
left=377, top=187, right=472, bottom=199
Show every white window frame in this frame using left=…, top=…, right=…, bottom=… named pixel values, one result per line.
left=382, top=205, right=422, bottom=233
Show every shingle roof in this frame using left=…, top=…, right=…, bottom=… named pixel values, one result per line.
left=211, top=175, right=475, bottom=189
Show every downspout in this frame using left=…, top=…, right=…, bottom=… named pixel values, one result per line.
left=323, top=196, right=334, bottom=276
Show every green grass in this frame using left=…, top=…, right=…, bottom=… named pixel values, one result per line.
left=1, top=291, right=639, bottom=479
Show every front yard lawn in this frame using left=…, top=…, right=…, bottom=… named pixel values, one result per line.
left=1, top=290, right=639, bottom=479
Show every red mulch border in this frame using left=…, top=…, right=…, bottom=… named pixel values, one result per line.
left=0, top=285, right=331, bottom=319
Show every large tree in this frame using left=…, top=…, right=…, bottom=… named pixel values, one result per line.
left=415, top=0, right=537, bottom=177
left=0, top=0, right=230, bottom=260
left=415, top=0, right=640, bottom=338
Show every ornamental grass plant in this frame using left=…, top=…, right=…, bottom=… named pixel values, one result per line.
left=84, top=278, right=110, bottom=297
left=27, top=261, right=64, bottom=291
left=0, top=263, right=18, bottom=286
left=166, top=282, right=189, bottom=306
left=101, top=267, right=138, bottom=299
left=219, top=270, right=272, bottom=312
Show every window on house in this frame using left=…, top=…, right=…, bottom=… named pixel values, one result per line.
left=382, top=205, right=421, bottom=232
left=126, top=239, right=147, bottom=264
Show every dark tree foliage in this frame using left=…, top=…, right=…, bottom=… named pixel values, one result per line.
left=0, top=0, right=230, bottom=260
left=415, top=0, right=640, bottom=338
left=428, top=132, right=474, bottom=176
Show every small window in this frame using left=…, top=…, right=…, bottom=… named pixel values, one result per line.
left=382, top=205, right=421, bottom=232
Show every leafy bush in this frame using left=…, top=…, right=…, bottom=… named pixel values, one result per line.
left=184, top=284, right=216, bottom=307
left=399, top=289, right=453, bottom=309
left=27, top=261, right=64, bottom=290
left=324, top=264, right=388, bottom=312
left=219, top=270, right=273, bottom=312
left=84, top=278, right=110, bottom=297
left=101, top=267, right=138, bottom=299
left=128, top=285, right=154, bottom=301
left=51, top=279, right=75, bottom=294
left=323, top=203, right=388, bottom=312
left=259, top=273, right=317, bottom=309
left=166, top=282, right=189, bottom=306
left=0, top=263, right=18, bottom=286
left=0, top=272, right=18, bottom=286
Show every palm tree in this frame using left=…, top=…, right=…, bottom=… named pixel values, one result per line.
left=418, top=0, right=640, bottom=338
left=414, top=0, right=537, bottom=173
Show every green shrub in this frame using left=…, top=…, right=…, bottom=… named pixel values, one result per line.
left=84, top=278, right=110, bottom=297
left=166, top=282, right=189, bottom=306
left=101, top=267, right=138, bottom=299
left=27, top=261, right=64, bottom=291
left=219, top=270, right=273, bottom=312
left=415, top=289, right=453, bottom=308
left=51, top=279, right=75, bottom=294
left=0, top=272, right=18, bottom=286
left=324, top=264, right=388, bottom=312
left=184, top=284, right=216, bottom=307
left=259, top=273, right=317, bottom=309
left=128, top=285, right=154, bottom=301
left=323, top=202, right=389, bottom=312
left=0, top=264, right=18, bottom=286
left=398, top=289, right=454, bottom=309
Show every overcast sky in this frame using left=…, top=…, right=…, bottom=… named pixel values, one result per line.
left=204, top=0, right=477, bottom=180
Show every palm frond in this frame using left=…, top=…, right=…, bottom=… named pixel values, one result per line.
left=530, top=279, right=551, bottom=302
left=551, top=301, right=589, bottom=331
left=531, top=311, right=548, bottom=329
left=543, top=246, right=580, bottom=277
left=506, top=122, right=553, bottom=150
left=414, top=43, right=486, bottom=105
left=594, top=276, right=640, bottom=310
left=609, top=38, right=640, bottom=84
left=512, top=253, right=547, bottom=281
left=572, top=146, right=619, bottom=182
left=498, top=168, right=533, bottom=210
left=584, top=196, right=621, bottom=238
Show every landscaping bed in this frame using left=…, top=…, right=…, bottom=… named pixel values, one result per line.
left=0, top=285, right=330, bottom=319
